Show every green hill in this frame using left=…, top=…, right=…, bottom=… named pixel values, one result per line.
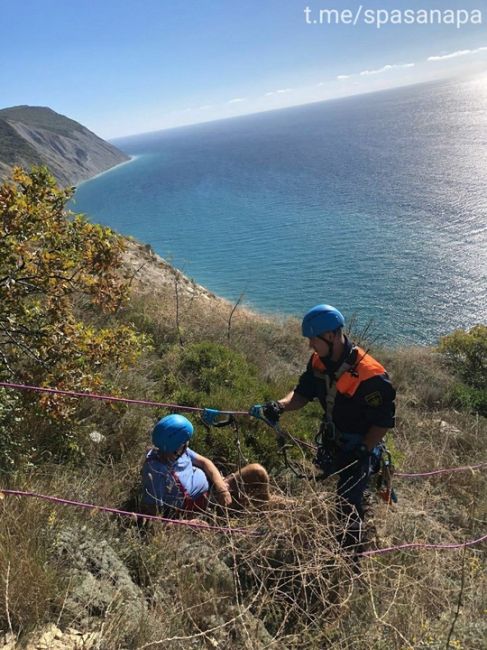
left=0, top=105, right=129, bottom=186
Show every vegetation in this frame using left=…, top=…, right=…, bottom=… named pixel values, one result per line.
left=0, top=106, right=85, bottom=137
left=0, top=167, right=148, bottom=468
left=0, top=169, right=485, bottom=649
left=439, top=325, right=487, bottom=416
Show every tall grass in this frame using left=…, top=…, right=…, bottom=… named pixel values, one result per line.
left=0, top=244, right=485, bottom=648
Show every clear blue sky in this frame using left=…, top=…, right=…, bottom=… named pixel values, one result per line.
left=1, top=0, right=486, bottom=138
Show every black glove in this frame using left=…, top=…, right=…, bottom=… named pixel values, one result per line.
left=262, top=400, right=284, bottom=424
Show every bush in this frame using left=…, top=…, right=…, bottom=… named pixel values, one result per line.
left=439, top=325, right=487, bottom=415
left=450, top=383, right=487, bottom=417
left=0, top=167, right=150, bottom=470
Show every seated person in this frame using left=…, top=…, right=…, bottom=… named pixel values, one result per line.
left=141, top=413, right=271, bottom=516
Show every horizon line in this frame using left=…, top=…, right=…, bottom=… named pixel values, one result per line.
left=110, top=71, right=465, bottom=142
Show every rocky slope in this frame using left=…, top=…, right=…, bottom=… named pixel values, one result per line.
left=0, top=106, right=129, bottom=186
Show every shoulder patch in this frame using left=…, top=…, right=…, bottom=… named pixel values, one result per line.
left=364, top=391, right=383, bottom=407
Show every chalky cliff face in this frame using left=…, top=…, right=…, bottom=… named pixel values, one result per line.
left=0, top=105, right=129, bottom=187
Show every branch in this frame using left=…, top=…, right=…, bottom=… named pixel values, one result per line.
left=445, top=545, right=467, bottom=649
left=173, top=270, right=184, bottom=348
left=0, top=325, right=49, bottom=369
left=227, top=292, right=245, bottom=342
left=113, top=260, right=147, bottom=315
left=4, top=562, right=13, bottom=637
left=0, top=349, right=14, bottom=376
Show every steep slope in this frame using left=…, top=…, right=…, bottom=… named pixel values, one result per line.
left=0, top=105, right=129, bottom=186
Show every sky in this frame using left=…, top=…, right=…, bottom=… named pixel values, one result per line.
left=1, top=0, right=486, bottom=139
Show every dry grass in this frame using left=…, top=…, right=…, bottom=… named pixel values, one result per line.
left=0, top=243, right=485, bottom=648
left=1, top=435, right=485, bottom=649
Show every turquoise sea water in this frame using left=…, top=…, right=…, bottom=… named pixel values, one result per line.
left=73, top=74, right=487, bottom=345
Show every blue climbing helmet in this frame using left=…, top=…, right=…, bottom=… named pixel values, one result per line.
left=301, top=304, right=345, bottom=337
left=152, top=414, right=194, bottom=453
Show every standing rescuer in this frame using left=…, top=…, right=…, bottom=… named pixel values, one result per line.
left=251, top=304, right=396, bottom=555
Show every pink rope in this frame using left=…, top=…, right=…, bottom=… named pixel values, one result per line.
left=2, top=489, right=486, bottom=554
left=0, top=381, right=248, bottom=416
left=395, top=462, right=487, bottom=478
left=0, top=489, right=258, bottom=535
left=1, top=381, right=485, bottom=478
left=360, top=533, right=487, bottom=557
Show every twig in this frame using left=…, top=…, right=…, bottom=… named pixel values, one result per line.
left=114, top=260, right=147, bottom=315
left=227, top=292, right=244, bottom=341
left=173, top=269, right=184, bottom=347
left=135, top=584, right=264, bottom=649
left=0, top=349, right=14, bottom=376
left=445, top=544, right=467, bottom=648
left=5, top=562, right=13, bottom=636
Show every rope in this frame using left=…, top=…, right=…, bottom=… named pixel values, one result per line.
left=360, top=533, right=487, bottom=557
left=395, top=462, right=487, bottom=478
left=1, top=381, right=485, bottom=478
left=1, top=488, right=485, bottom=555
left=0, top=489, right=258, bottom=536
left=2, top=383, right=485, bottom=556
left=0, top=381, right=248, bottom=416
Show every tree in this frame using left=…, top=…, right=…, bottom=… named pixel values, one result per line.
left=0, top=167, right=149, bottom=467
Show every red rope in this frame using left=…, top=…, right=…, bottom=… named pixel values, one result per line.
left=1, top=381, right=485, bottom=478
left=360, top=533, right=487, bottom=557
left=2, top=489, right=486, bottom=555
left=0, top=489, right=258, bottom=535
left=0, top=381, right=247, bottom=416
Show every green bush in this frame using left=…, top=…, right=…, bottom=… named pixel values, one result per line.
left=438, top=325, right=486, bottom=390
left=438, top=325, right=487, bottom=415
left=450, top=383, right=487, bottom=417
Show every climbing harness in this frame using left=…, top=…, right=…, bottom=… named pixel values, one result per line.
left=249, top=397, right=398, bottom=501
left=313, top=347, right=362, bottom=474
left=170, top=469, right=209, bottom=512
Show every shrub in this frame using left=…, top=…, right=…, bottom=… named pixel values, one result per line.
left=0, top=167, right=150, bottom=470
left=438, top=325, right=487, bottom=415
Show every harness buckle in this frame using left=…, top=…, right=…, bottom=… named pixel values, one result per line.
left=315, top=420, right=340, bottom=449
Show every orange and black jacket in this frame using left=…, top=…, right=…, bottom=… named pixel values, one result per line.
left=295, top=337, right=396, bottom=436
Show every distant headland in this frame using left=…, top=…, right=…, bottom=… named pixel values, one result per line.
left=0, top=105, right=128, bottom=186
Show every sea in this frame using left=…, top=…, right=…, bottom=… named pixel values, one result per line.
left=73, top=74, right=487, bottom=346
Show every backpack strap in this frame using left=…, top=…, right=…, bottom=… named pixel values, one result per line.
left=170, top=470, right=208, bottom=512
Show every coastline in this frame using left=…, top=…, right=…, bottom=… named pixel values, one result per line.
left=122, top=237, right=279, bottom=323
left=76, top=154, right=141, bottom=188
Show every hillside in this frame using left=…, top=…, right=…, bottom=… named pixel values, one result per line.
left=0, top=106, right=129, bottom=186
left=0, top=169, right=486, bottom=649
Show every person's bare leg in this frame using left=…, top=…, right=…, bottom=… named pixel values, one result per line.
left=224, top=463, right=271, bottom=506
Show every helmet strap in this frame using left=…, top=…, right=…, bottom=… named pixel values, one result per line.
left=174, top=442, right=189, bottom=459
left=317, top=334, right=334, bottom=360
